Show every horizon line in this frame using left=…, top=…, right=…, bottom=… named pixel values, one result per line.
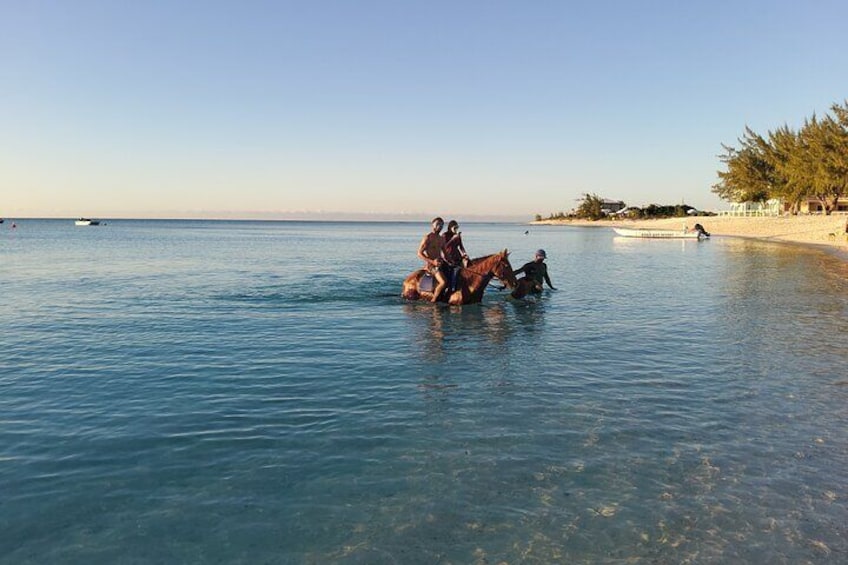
left=2, top=211, right=534, bottom=222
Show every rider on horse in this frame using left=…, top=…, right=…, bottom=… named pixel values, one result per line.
left=442, top=220, right=469, bottom=292
left=416, top=217, right=448, bottom=302
left=405, top=218, right=517, bottom=305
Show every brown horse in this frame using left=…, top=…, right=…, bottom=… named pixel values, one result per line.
left=401, top=249, right=518, bottom=305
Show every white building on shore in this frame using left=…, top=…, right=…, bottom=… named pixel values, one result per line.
left=720, top=197, right=848, bottom=216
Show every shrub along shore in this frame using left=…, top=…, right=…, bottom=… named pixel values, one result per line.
left=533, top=215, right=848, bottom=258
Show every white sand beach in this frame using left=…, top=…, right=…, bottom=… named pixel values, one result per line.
left=534, top=215, right=848, bottom=257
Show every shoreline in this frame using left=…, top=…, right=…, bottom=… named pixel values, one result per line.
left=533, top=215, right=848, bottom=260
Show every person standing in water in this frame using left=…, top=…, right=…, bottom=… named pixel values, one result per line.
left=417, top=217, right=448, bottom=302
left=511, top=249, right=556, bottom=298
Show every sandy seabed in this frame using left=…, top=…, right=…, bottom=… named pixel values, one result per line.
left=535, top=215, right=848, bottom=259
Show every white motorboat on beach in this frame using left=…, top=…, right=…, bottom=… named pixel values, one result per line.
left=75, top=218, right=101, bottom=226
left=613, top=227, right=705, bottom=239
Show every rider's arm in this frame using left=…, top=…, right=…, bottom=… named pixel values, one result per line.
left=456, top=234, right=468, bottom=260
left=543, top=268, right=556, bottom=290
left=417, top=235, right=433, bottom=264
left=418, top=235, right=440, bottom=267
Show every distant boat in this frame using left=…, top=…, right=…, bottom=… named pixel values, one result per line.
left=613, top=227, right=704, bottom=239
left=75, top=218, right=101, bottom=226
left=0, top=218, right=4, bottom=224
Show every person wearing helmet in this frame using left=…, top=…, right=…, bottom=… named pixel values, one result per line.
left=511, top=249, right=556, bottom=298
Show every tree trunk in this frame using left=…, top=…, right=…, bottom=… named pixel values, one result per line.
left=820, top=194, right=840, bottom=215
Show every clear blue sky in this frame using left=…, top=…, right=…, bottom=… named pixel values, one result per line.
left=2, top=0, right=847, bottom=220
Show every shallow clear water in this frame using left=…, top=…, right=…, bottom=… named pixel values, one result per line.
left=1, top=219, right=846, bottom=563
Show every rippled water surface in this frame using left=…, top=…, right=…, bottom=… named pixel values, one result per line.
left=1, top=219, right=847, bottom=563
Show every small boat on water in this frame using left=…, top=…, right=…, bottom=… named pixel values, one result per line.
left=613, top=227, right=706, bottom=239
left=75, top=218, right=101, bottom=226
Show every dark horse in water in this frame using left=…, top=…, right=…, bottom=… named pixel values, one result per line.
left=401, top=249, right=518, bottom=305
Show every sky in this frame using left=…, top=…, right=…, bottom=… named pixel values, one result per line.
left=2, top=0, right=847, bottom=221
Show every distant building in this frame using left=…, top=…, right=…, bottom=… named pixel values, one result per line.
left=797, top=197, right=848, bottom=214
left=720, top=197, right=848, bottom=216
left=720, top=199, right=783, bottom=217
left=600, top=199, right=626, bottom=214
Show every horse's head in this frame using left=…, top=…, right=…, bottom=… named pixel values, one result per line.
left=493, top=249, right=518, bottom=289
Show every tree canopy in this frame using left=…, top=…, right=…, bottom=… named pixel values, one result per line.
left=576, top=193, right=606, bottom=220
left=713, top=100, right=848, bottom=214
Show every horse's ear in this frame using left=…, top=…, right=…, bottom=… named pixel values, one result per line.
left=503, top=248, right=509, bottom=256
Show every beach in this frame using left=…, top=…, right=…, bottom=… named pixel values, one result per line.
left=534, top=214, right=848, bottom=256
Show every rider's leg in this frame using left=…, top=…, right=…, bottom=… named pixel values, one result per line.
left=451, top=266, right=461, bottom=291
left=432, top=270, right=447, bottom=302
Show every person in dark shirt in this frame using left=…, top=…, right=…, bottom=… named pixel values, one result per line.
left=442, top=220, right=469, bottom=291
left=511, top=249, right=556, bottom=298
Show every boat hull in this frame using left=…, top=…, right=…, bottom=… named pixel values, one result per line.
left=613, top=227, right=702, bottom=239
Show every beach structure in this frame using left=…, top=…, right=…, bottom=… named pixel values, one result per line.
left=600, top=199, right=626, bottom=215
left=798, top=197, right=848, bottom=214
left=719, top=197, right=848, bottom=217
left=719, top=199, right=783, bottom=217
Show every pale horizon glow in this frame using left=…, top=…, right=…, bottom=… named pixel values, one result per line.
left=2, top=1, right=847, bottom=221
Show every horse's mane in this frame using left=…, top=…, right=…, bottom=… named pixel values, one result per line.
left=467, top=249, right=508, bottom=266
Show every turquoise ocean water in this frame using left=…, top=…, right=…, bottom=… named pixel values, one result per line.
left=1, top=219, right=847, bottom=563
